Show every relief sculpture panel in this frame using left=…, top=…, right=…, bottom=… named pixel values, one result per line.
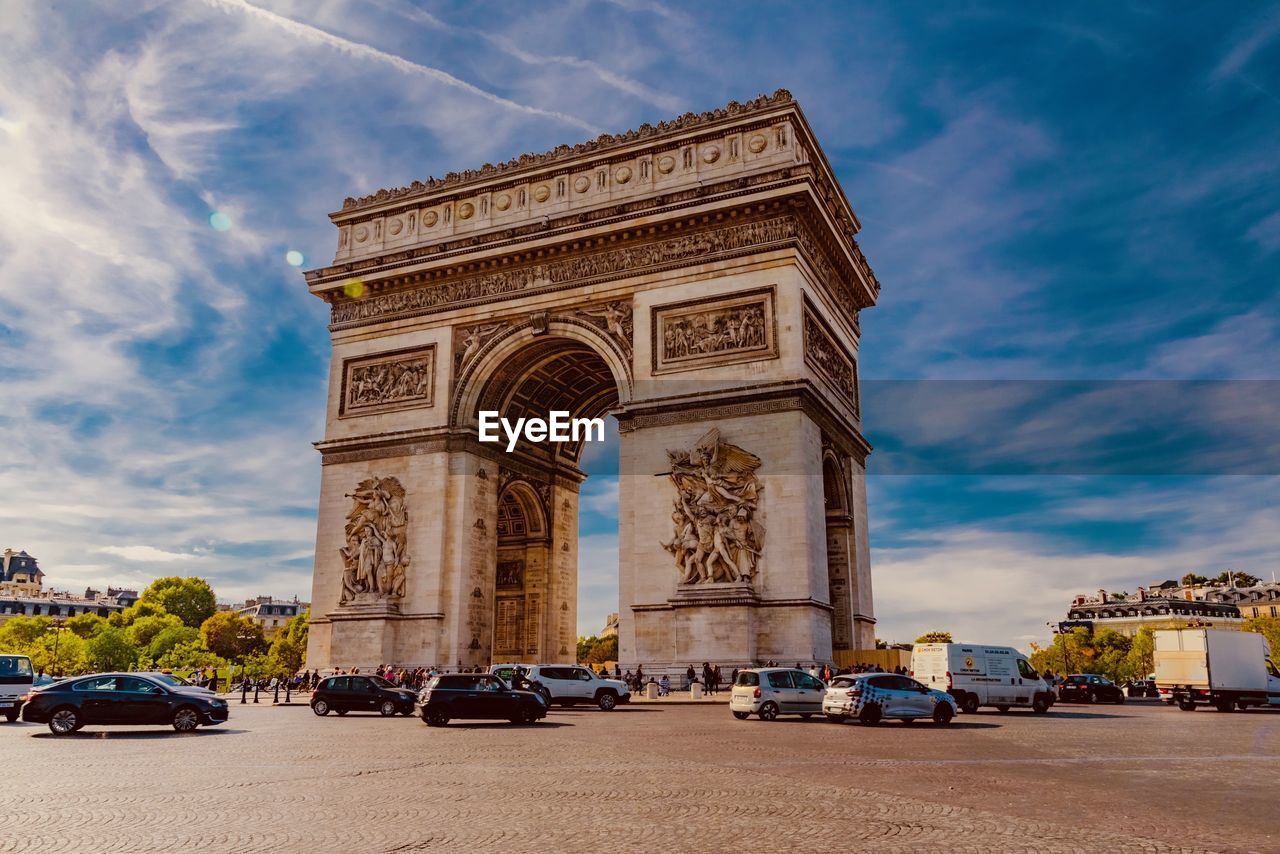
left=652, top=288, right=775, bottom=374
left=661, top=428, right=765, bottom=587
left=339, top=476, right=409, bottom=605
left=341, top=347, right=434, bottom=416
left=803, top=300, right=858, bottom=413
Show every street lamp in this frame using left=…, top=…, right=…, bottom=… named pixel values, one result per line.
left=50, top=620, right=67, bottom=678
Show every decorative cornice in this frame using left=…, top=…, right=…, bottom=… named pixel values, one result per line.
left=340, top=90, right=795, bottom=212
left=327, top=205, right=869, bottom=331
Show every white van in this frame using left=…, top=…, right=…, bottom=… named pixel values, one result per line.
left=0, top=654, right=34, bottom=722
left=911, top=643, right=1055, bottom=714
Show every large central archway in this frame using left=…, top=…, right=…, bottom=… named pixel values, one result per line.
left=460, top=326, right=624, bottom=665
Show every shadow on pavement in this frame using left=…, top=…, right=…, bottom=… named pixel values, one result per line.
left=30, top=728, right=243, bottom=739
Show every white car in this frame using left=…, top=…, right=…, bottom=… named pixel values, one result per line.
left=823, top=672, right=958, bottom=725
left=519, top=665, right=630, bottom=710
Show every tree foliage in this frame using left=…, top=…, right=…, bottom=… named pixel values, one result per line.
left=139, top=576, right=217, bottom=628
left=1243, top=616, right=1280, bottom=654
left=915, top=631, right=953, bottom=644
left=85, top=626, right=137, bottom=672
left=200, top=611, right=266, bottom=662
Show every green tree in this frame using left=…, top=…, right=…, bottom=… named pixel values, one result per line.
left=263, top=610, right=309, bottom=678
left=576, top=635, right=599, bottom=663
left=0, top=615, right=52, bottom=651
left=127, top=613, right=185, bottom=650
left=148, top=625, right=200, bottom=661
left=1124, top=628, right=1156, bottom=680
left=914, top=631, right=953, bottom=644
left=200, top=611, right=266, bottom=662
left=1181, top=572, right=1208, bottom=587
left=85, top=626, right=136, bottom=672
left=1212, top=570, right=1261, bottom=587
left=157, top=640, right=224, bottom=673
left=585, top=635, right=618, bottom=664
left=28, top=629, right=88, bottom=676
left=107, top=599, right=168, bottom=628
left=63, top=612, right=106, bottom=639
left=139, top=576, right=217, bottom=628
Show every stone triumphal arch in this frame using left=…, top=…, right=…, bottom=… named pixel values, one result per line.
left=303, top=91, right=880, bottom=672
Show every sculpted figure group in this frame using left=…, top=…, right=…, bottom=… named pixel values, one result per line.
left=340, top=477, right=410, bottom=604
left=662, top=428, right=765, bottom=586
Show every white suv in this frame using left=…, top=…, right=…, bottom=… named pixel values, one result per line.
left=520, top=665, right=630, bottom=710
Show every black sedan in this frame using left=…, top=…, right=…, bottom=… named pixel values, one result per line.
left=1057, top=674, right=1126, bottom=704
left=22, top=673, right=229, bottom=735
left=310, top=675, right=416, bottom=717
left=419, top=673, right=547, bottom=726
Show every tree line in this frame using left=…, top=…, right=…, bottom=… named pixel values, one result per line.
left=0, top=576, right=308, bottom=682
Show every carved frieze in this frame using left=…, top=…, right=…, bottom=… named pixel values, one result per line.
left=661, top=428, right=765, bottom=588
left=330, top=215, right=805, bottom=329
left=651, top=287, right=776, bottom=374
left=496, top=560, right=525, bottom=588
left=803, top=300, right=858, bottom=413
left=340, top=346, right=434, bottom=417
left=339, top=477, right=409, bottom=605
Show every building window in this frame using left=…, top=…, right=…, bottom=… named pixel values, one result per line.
left=1272, top=606, right=1277, bottom=618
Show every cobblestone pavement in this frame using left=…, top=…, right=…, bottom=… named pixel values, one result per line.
left=2, top=700, right=1277, bottom=852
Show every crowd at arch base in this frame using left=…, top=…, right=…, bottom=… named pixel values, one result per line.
left=263, top=661, right=918, bottom=696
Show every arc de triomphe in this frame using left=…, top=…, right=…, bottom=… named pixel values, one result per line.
left=303, top=91, right=880, bottom=672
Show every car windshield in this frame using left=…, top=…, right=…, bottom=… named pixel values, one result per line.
left=149, top=673, right=190, bottom=687
left=735, top=672, right=759, bottom=687
left=0, top=656, right=33, bottom=677
left=369, top=675, right=397, bottom=689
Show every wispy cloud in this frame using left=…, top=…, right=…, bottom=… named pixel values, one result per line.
left=203, top=0, right=600, bottom=133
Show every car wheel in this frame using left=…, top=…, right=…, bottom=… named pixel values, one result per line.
left=379, top=700, right=397, bottom=717
left=1032, top=697, right=1050, bottom=714
left=996, top=705, right=1011, bottom=713
left=1178, top=698, right=1196, bottom=711
left=336, top=709, right=349, bottom=716
left=597, top=691, right=617, bottom=711
left=858, top=703, right=882, bottom=726
left=732, top=711, right=750, bottom=720
left=172, top=706, right=201, bottom=732
left=825, top=713, right=847, bottom=723
left=3, top=708, right=18, bottom=723
left=1215, top=698, right=1234, bottom=713
left=523, top=709, right=541, bottom=724
left=427, top=711, right=449, bottom=727
left=1083, top=691, right=1094, bottom=704
left=960, top=694, right=979, bottom=714
left=48, top=707, right=79, bottom=736
left=1115, top=693, right=1125, bottom=705
left=758, top=701, right=779, bottom=721
left=933, top=704, right=954, bottom=726
left=312, top=699, right=330, bottom=716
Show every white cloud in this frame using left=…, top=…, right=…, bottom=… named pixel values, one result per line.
left=99, top=545, right=199, bottom=562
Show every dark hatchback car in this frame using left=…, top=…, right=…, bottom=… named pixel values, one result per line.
left=22, top=673, right=229, bottom=735
left=311, top=675, right=416, bottom=717
left=1058, top=674, right=1126, bottom=704
left=419, top=673, right=547, bottom=726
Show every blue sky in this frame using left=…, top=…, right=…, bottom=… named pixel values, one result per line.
left=1, top=1, right=1277, bottom=649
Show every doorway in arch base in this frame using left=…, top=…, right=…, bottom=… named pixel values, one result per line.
left=302, top=91, right=880, bottom=674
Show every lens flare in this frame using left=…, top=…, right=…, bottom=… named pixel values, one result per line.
left=343, top=278, right=366, bottom=299
left=286, top=250, right=305, bottom=267
left=208, top=211, right=232, bottom=231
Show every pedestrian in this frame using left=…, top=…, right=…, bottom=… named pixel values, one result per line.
left=659, top=674, right=670, bottom=696
left=686, top=664, right=696, bottom=689
left=730, top=667, right=739, bottom=686
left=712, top=664, right=722, bottom=695
left=701, top=662, right=713, bottom=694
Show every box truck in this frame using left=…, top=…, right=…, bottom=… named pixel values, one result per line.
left=911, top=643, right=1056, bottom=714
left=1153, top=629, right=1280, bottom=712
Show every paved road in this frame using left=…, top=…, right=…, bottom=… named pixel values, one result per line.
left=2, top=699, right=1277, bottom=852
